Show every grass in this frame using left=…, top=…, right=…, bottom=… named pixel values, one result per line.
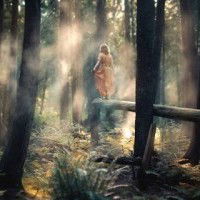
left=50, top=157, right=110, bottom=200
left=20, top=111, right=200, bottom=200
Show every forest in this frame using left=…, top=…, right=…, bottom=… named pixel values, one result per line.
left=0, top=0, right=200, bottom=199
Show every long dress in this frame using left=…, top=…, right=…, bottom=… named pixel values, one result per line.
left=94, top=52, right=114, bottom=97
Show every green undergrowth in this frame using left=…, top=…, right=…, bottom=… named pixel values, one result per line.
left=50, top=156, right=110, bottom=200
left=21, top=113, right=200, bottom=200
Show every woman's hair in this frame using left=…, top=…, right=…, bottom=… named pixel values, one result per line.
left=100, top=44, right=110, bottom=55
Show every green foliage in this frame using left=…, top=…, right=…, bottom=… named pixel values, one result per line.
left=50, top=157, right=110, bottom=200
left=32, top=113, right=47, bottom=131
left=41, top=0, right=59, bottom=46
left=191, top=189, right=200, bottom=200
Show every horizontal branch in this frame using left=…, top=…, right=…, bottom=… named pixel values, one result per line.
left=93, top=98, right=200, bottom=122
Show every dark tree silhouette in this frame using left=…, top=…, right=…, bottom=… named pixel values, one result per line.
left=0, top=0, right=41, bottom=191
left=95, top=0, right=107, bottom=40
left=10, top=0, right=18, bottom=58
left=134, top=0, right=166, bottom=157
left=134, top=0, right=155, bottom=157
left=152, top=0, right=166, bottom=102
left=0, top=0, right=3, bottom=58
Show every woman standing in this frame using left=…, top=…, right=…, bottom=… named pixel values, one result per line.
left=93, top=44, right=114, bottom=99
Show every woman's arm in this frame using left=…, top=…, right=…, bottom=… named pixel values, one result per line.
left=93, top=53, right=103, bottom=72
left=93, top=60, right=101, bottom=72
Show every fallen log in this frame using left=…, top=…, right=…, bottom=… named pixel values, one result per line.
left=93, top=98, right=200, bottom=122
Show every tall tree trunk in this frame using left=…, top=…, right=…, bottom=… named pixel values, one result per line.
left=71, top=0, right=83, bottom=124
left=10, top=0, right=18, bottom=59
left=4, top=0, right=19, bottom=136
left=0, top=0, right=41, bottom=190
left=130, top=0, right=135, bottom=47
left=134, top=0, right=155, bottom=157
left=153, top=0, right=166, bottom=103
left=40, top=71, right=48, bottom=115
left=0, top=0, right=4, bottom=144
left=95, top=0, right=107, bottom=41
left=180, top=0, right=200, bottom=165
left=125, top=0, right=131, bottom=43
left=134, top=0, right=165, bottom=157
left=0, top=0, right=3, bottom=59
left=197, top=0, right=200, bottom=50
left=160, top=42, right=166, bottom=105
left=59, top=0, right=72, bottom=121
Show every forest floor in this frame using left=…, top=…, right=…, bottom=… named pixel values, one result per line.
left=1, top=116, right=200, bottom=200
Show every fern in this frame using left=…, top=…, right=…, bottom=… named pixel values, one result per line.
left=50, top=157, right=110, bottom=200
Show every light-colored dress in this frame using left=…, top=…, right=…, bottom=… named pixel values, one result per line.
left=94, top=52, right=114, bottom=97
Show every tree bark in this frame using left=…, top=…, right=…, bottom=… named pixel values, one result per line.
left=180, top=0, right=200, bottom=165
left=40, top=71, right=48, bottom=115
left=130, top=0, right=135, bottom=46
left=96, top=0, right=107, bottom=41
left=134, top=0, right=155, bottom=157
left=153, top=0, right=166, bottom=103
left=60, top=81, right=70, bottom=121
left=134, top=0, right=165, bottom=157
left=10, top=0, right=18, bottom=58
left=71, top=0, right=83, bottom=124
left=4, top=0, right=19, bottom=135
left=0, top=0, right=4, bottom=143
left=0, top=0, right=3, bottom=59
left=0, top=0, right=41, bottom=189
left=124, top=0, right=131, bottom=42
left=59, top=0, right=72, bottom=121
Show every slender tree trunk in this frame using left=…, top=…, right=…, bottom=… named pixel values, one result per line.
left=130, top=0, right=135, bottom=47
left=40, top=71, right=48, bottom=115
left=125, top=0, right=131, bottom=43
left=134, top=0, right=165, bottom=157
left=10, top=0, right=18, bottom=59
left=0, top=0, right=4, bottom=144
left=160, top=42, right=166, bottom=105
left=197, top=0, right=200, bottom=52
left=59, top=0, right=72, bottom=121
left=4, top=0, right=19, bottom=136
left=160, top=38, right=166, bottom=144
left=60, top=82, right=70, bottom=121
left=71, top=70, right=78, bottom=123
left=95, top=0, right=107, bottom=41
left=153, top=0, right=166, bottom=103
left=71, top=0, right=83, bottom=124
left=0, top=0, right=41, bottom=189
left=0, top=0, right=3, bottom=59
left=180, top=0, right=200, bottom=165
